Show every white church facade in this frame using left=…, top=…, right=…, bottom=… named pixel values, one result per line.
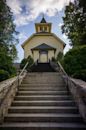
left=22, top=17, right=66, bottom=63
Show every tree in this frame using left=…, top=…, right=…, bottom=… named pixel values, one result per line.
left=0, top=0, right=18, bottom=81
left=62, top=0, right=86, bottom=46
left=20, top=56, right=34, bottom=70
left=0, top=0, right=18, bottom=60
left=56, top=52, right=63, bottom=62
left=62, top=45, right=86, bottom=81
left=0, top=51, right=16, bottom=81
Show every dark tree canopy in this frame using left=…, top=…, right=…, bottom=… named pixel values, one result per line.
left=0, top=0, right=18, bottom=60
left=0, top=0, right=18, bottom=81
left=62, top=0, right=86, bottom=46
left=62, top=45, right=86, bottom=81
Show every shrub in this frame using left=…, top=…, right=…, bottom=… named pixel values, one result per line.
left=51, top=57, right=56, bottom=62
left=27, top=55, right=34, bottom=67
left=72, top=69, right=86, bottom=81
left=20, top=58, right=27, bottom=69
left=9, top=66, right=17, bottom=77
left=0, top=51, right=17, bottom=81
left=20, top=55, right=34, bottom=70
left=62, top=45, right=86, bottom=81
left=0, top=69, right=10, bottom=82
left=56, top=52, right=63, bottom=62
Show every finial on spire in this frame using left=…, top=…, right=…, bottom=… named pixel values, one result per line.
left=42, top=13, right=44, bottom=18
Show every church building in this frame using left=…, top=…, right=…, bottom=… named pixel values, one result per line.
left=22, top=17, right=66, bottom=63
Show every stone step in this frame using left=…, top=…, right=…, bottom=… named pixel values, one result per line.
left=23, top=78, right=63, bottom=82
left=14, top=95, right=73, bottom=101
left=4, top=114, right=83, bottom=123
left=23, top=79, right=63, bottom=84
left=25, top=73, right=62, bottom=77
left=1, top=71, right=86, bottom=130
left=12, top=100, right=75, bottom=106
left=20, top=84, right=65, bottom=87
left=8, top=106, right=78, bottom=114
left=22, top=81, right=64, bottom=84
left=19, top=87, right=66, bottom=91
left=26, top=72, right=61, bottom=76
left=17, top=91, right=69, bottom=95
left=1, top=122, right=86, bottom=130
left=23, top=76, right=63, bottom=80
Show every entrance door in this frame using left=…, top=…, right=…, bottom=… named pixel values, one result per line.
left=40, top=51, right=48, bottom=63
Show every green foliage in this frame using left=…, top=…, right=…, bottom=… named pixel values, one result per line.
left=0, top=50, right=17, bottom=81
left=51, top=57, right=56, bottom=62
left=61, top=0, right=86, bottom=81
left=20, top=56, right=34, bottom=70
left=27, top=55, right=34, bottom=67
left=62, top=0, right=86, bottom=46
left=20, top=59, right=27, bottom=69
left=0, top=69, right=10, bottom=82
left=62, top=46, right=86, bottom=81
left=0, top=0, right=18, bottom=81
left=72, top=69, right=86, bottom=82
left=56, top=52, right=63, bottom=62
left=0, top=0, right=18, bottom=60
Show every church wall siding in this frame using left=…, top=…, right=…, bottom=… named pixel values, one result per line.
left=48, top=50, right=54, bottom=60
left=33, top=51, right=39, bottom=62
left=23, top=35, right=64, bottom=60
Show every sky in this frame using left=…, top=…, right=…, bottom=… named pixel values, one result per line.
left=6, top=0, right=74, bottom=62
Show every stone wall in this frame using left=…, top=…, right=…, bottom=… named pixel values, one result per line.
left=51, top=61, right=86, bottom=122
left=0, top=72, right=26, bottom=123
left=63, top=76, right=86, bottom=122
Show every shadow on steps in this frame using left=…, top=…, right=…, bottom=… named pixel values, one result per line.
left=29, top=63, right=56, bottom=72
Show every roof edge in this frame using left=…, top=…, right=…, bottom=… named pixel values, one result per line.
left=21, top=33, right=66, bottom=48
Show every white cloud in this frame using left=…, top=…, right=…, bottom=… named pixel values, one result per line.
left=6, top=0, right=22, bottom=15
left=6, top=0, right=74, bottom=26
left=62, top=34, right=68, bottom=40
left=18, top=32, right=27, bottom=40
left=58, top=23, right=63, bottom=27
left=64, top=43, right=72, bottom=54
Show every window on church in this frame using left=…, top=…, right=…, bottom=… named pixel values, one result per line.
left=40, top=26, right=48, bottom=32
left=40, top=27, right=43, bottom=32
left=44, top=27, right=47, bottom=32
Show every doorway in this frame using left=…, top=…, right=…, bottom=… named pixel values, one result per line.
left=39, top=51, right=48, bottom=63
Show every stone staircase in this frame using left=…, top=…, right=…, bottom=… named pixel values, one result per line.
left=30, top=63, right=55, bottom=72
left=0, top=72, right=86, bottom=130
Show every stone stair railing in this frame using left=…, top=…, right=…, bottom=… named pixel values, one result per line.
left=0, top=62, right=29, bottom=123
left=58, top=61, right=86, bottom=122
left=50, top=61, right=86, bottom=122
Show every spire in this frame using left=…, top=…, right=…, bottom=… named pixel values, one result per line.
left=40, top=14, right=46, bottom=23
left=35, top=13, right=52, bottom=33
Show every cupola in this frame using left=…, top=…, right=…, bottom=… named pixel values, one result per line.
left=35, top=16, right=52, bottom=33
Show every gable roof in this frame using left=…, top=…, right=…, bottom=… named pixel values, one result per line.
left=22, top=33, right=66, bottom=48
left=31, top=43, right=56, bottom=51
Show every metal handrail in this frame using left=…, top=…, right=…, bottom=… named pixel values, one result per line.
left=0, top=60, right=36, bottom=94
left=19, top=62, right=28, bottom=77
left=58, top=61, right=67, bottom=76
left=57, top=61, right=69, bottom=92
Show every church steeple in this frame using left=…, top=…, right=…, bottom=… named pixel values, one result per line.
left=40, top=17, right=46, bottom=23
left=35, top=16, right=52, bottom=33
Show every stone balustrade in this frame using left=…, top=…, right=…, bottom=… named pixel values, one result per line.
left=0, top=71, right=27, bottom=123
left=50, top=61, right=86, bottom=122
left=63, top=76, right=86, bottom=122
left=58, top=61, right=86, bottom=122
